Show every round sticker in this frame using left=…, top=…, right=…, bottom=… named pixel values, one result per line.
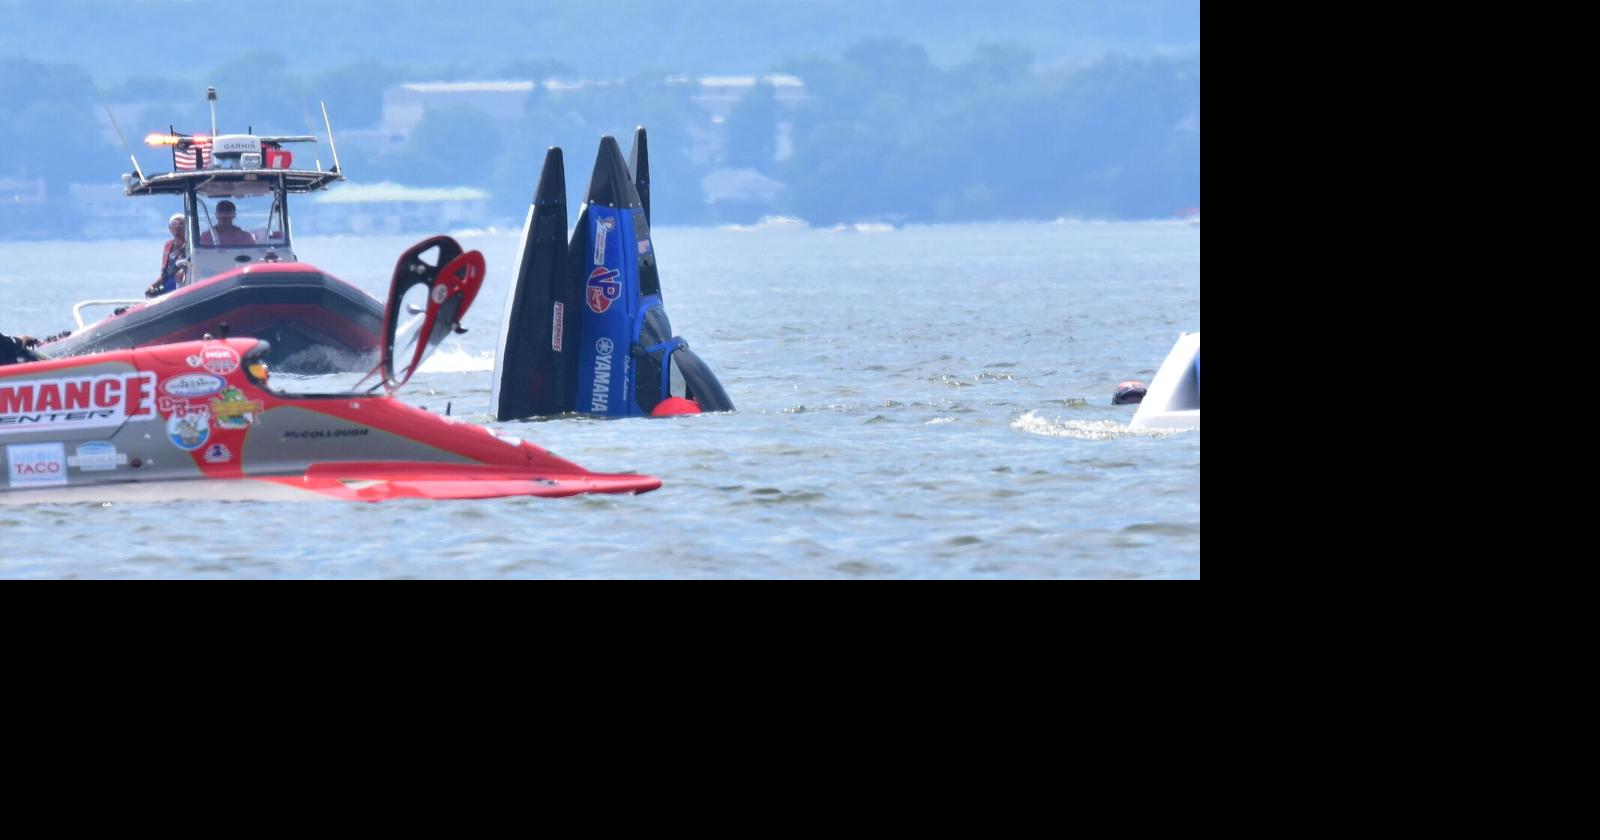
left=199, top=345, right=240, bottom=375
left=167, top=411, right=211, bottom=451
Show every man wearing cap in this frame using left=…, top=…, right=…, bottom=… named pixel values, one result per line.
left=199, top=200, right=256, bottom=247
left=145, top=213, right=190, bottom=298
left=1112, top=380, right=1148, bottom=405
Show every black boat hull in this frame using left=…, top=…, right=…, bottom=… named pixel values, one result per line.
left=39, top=265, right=384, bottom=375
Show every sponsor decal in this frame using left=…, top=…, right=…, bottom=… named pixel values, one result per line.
left=186, top=345, right=240, bottom=375
left=283, top=428, right=370, bottom=440
left=7, top=442, right=68, bottom=488
left=552, top=302, right=565, bottom=351
left=209, top=387, right=264, bottom=430
left=591, top=337, right=615, bottom=413
left=0, top=372, right=157, bottom=434
left=68, top=441, right=127, bottom=472
left=594, top=216, right=614, bottom=265
left=157, top=395, right=203, bottom=415
left=204, top=443, right=232, bottom=464
left=167, top=406, right=211, bottom=451
left=213, top=135, right=261, bottom=155
left=162, top=373, right=226, bottom=398
left=431, top=283, right=449, bottom=305
left=638, top=239, right=651, bottom=255
left=586, top=267, right=622, bottom=314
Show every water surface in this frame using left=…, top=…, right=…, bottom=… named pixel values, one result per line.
left=1, top=220, right=1200, bottom=578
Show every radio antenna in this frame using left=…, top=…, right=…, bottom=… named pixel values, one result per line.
left=321, top=101, right=342, bottom=174
left=208, top=87, right=218, bottom=140
left=302, top=105, right=326, bottom=172
left=92, top=78, right=145, bottom=183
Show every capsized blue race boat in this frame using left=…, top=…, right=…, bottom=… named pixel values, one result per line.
left=492, top=127, right=732, bottom=420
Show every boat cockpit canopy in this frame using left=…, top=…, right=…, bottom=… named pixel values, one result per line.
left=192, top=191, right=287, bottom=251
left=122, top=129, right=345, bottom=284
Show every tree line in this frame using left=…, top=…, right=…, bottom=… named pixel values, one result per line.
left=1, top=39, right=1198, bottom=236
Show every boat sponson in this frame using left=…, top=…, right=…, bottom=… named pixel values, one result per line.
left=628, top=126, right=651, bottom=224
left=492, top=147, right=575, bottom=421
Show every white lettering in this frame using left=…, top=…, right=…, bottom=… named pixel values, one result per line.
left=591, top=337, right=614, bottom=412
left=592, top=356, right=611, bottom=411
left=594, top=217, right=614, bottom=265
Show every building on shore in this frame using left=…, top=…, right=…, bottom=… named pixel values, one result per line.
left=299, top=182, right=492, bottom=235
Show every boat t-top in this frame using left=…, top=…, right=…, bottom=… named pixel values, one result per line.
left=131, top=125, right=340, bottom=281
left=36, top=88, right=387, bottom=374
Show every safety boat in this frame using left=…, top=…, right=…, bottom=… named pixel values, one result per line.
left=1129, top=331, right=1200, bottom=431
left=35, top=88, right=387, bottom=374
left=2, top=236, right=660, bottom=502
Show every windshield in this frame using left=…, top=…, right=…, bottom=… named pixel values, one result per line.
left=195, top=192, right=287, bottom=249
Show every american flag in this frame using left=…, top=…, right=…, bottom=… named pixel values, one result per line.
left=174, top=137, right=211, bottom=171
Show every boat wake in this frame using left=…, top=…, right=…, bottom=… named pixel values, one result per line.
left=1011, top=410, right=1180, bottom=440
left=447, top=226, right=517, bottom=238
left=276, top=344, right=378, bottom=377
left=419, top=342, right=495, bottom=373
left=827, top=222, right=896, bottom=234
left=719, top=216, right=809, bottom=232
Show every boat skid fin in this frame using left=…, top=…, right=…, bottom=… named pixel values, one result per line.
left=492, top=147, right=574, bottom=421
left=628, top=126, right=651, bottom=225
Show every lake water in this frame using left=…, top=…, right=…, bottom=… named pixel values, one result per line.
left=0, top=220, right=1200, bottom=578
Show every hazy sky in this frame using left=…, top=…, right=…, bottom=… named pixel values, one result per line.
left=1, top=0, right=1200, bottom=81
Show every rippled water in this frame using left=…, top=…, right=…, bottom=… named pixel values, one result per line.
left=1, top=220, right=1200, bottom=578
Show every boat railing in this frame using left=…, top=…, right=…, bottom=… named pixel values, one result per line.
left=73, top=299, right=145, bottom=329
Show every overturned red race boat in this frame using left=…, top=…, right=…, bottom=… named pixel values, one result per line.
left=1, top=237, right=660, bottom=503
